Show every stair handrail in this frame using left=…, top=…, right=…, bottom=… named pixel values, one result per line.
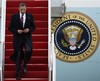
left=0, top=42, right=2, bottom=81
left=49, top=0, right=56, bottom=81
left=0, top=41, right=5, bottom=81
left=0, top=0, right=6, bottom=81
left=48, top=0, right=52, bottom=81
left=48, top=33, right=56, bottom=81
left=51, top=33, right=56, bottom=81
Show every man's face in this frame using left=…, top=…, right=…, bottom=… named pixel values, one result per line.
left=19, top=6, right=26, bottom=14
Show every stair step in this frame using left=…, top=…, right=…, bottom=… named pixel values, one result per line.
left=5, top=64, right=48, bottom=71
left=6, top=28, right=48, bottom=34
left=5, top=42, right=48, bottom=49
left=4, top=71, right=48, bottom=78
left=7, top=0, right=48, bottom=7
left=5, top=34, right=48, bottom=42
left=4, top=78, right=48, bottom=81
left=6, top=14, right=48, bottom=21
left=5, top=49, right=48, bottom=56
left=6, top=21, right=48, bottom=28
left=5, top=56, right=48, bottom=64
left=6, top=7, right=48, bottom=14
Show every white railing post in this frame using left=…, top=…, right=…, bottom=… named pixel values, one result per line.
left=0, top=0, right=6, bottom=81
left=49, top=0, right=57, bottom=81
left=48, top=0, right=52, bottom=81
left=48, top=33, right=56, bottom=81
left=1, top=0, right=6, bottom=44
left=51, top=34, right=56, bottom=81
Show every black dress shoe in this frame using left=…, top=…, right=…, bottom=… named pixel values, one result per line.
left=16, top=75, right=21, bottom=80
left=16, top=76, right=21, bottom=80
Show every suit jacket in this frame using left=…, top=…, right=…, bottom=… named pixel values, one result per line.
left=8, top=12, right=35, bottom=62
left=9, top=12, right=35, bottom=44
left=9, top=12, right=35, bottom=36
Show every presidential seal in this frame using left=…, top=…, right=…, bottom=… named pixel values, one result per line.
left=51, top=12, right=99, bottom=62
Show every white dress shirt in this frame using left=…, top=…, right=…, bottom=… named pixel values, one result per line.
left=20, top=13, right=26, bottom=28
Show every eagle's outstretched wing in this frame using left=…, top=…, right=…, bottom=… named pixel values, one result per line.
left=62, top=29, right=69, bottom=42
left=77, top=29, right=83, bottom=42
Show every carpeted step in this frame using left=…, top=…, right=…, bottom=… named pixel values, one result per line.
left=6, top=28, right=48, bottom=34
left=6, top=14, right=48, bottom=21
left=6, top=7, right=48, bottom=14
left=5, top=56, right=48, bottom=64
left=4, top=71, right=48, bottom=78
left=5, top=34, right=48, bottom=42
left=5, top=49, right=48, bottom=56
left=6, top=21, right=48, bottom=28
left=5, top=64, right=48, bottom=71
left=7, top=0, right=48, bottom=7
left=5, top=42, right=48, bottom=49
left=4, top=78, right=48, bottom=81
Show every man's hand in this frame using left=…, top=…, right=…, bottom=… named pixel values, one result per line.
left=17, top=30, right=23, bottom=34
left=23, top=28, right=29, bottom=33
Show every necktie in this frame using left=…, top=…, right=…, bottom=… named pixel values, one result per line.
left=20, top=13, right=24, bottom=23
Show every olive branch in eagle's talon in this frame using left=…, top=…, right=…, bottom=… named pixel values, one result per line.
left=61, top=39, right=69, bottom=48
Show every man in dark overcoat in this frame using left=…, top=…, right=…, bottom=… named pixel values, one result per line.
left=8, top=3, right=35, bottom=80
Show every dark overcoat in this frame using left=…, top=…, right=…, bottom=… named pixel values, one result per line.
left=8, top=12, right=35, bottom=62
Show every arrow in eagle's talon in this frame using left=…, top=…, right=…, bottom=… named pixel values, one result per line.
left=78, top=39, right=85, bottom=48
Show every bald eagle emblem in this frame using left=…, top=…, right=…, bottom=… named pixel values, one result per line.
left=62, top=25, right=85, bottom=50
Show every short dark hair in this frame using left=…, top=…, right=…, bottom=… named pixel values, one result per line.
left=19, top=3, right=26, bottom=7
